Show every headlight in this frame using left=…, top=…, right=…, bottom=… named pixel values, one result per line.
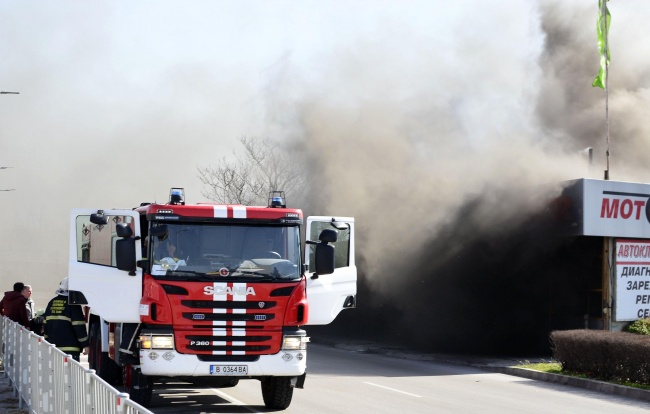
left=139, top=334, right=174, bottom=350
left=282, top=335, right=309, bottom=350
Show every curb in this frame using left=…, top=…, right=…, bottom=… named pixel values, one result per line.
left=489, top=366, right=650, bottom=403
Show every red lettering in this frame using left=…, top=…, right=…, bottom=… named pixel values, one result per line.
left=601, top=198, right=619, bottom=218
left=621, top=199, right=633, bottom=219
left=635, top=200, right=646, bottom=219
left=601, top=198, right=646, bottom=220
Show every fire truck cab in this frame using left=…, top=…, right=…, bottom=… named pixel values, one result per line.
left=67, top=189, right=356, bottom=409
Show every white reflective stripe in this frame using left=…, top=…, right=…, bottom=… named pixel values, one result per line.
left=213, top=282, right=227, bottom=326
left=232, top=206, right=246, bottom=218
left=232, top=283, right=248, bottom=301
left=213, top=206, right=228, bottom=218
left=212, top=328, right=227, bottom=344
left=212, top=327, right=227, bottom=354
left=232, top=283, right=247, bottom=328
left=213, top=282, right=227, bottom=300
left=209, top=283, right=249, bottom=350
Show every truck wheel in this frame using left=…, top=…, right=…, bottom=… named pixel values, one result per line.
left=261, top=377, right=293, bottom=409
left=123, top=365, right=153, bottom=407
left=89, top=322, right=122, bottom=385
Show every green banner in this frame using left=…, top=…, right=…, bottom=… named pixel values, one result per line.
left=592, top=0, right=611, bottom=89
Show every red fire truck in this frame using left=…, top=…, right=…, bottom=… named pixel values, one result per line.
left=68, top=188, right=356, bottom=409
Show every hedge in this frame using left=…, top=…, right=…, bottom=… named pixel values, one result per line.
left=550, top=329, right=650, bottom=384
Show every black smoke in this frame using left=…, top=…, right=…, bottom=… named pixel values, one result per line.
left=306, top=1, right=650, bottom=356
left=312, top=185, right=605, bottom=355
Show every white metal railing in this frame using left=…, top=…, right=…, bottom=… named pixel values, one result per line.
left=1, top=315, right=153, bottom=414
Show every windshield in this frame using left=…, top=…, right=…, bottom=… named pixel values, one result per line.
left=148, top=222, right=301, bottom=281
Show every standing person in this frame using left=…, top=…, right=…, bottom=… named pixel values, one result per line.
left=23, top=284, right=44, bottom=334
left=0, top=282, right=23, bottom=316
left=0, top=282, right=30, bottom=329
left=23, top=284, right=35, bottom=320
left=43, top=278, right=89, bottom=361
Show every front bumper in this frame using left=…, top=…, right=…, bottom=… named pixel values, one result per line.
left=139, top=348, right=307, bottom=377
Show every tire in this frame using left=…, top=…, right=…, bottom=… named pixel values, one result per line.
left=123, top=365, right=154, bottom=407
left=89, top=322, right=122, bottom=385
left=261, top=377, right=293, bottom=409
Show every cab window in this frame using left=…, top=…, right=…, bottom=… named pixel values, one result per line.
left=308, top=221, right=350, bottom=272
left=76, top=215, right=134, bottom=267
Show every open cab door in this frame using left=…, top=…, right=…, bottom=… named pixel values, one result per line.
left=68, top=208, right=143, bottom=322
left=305, top=216, right=356, bottom=325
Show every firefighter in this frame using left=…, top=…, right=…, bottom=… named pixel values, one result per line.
left=0, top=282, right=30, bottom=329
left=43, top=278, right=89, bottom=361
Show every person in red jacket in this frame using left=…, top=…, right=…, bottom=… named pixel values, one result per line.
left=0, top=282, right=30, bottom=329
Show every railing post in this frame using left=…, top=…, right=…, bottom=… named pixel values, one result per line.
left=85, top=368, right=96, bottom=413
left=17, top=325, right=24, bottom=409
left=64, top=355, right=71, bottom=414
left=116, top=392, right=130, bottom=413
left=42, top=342, right=57, bottom=413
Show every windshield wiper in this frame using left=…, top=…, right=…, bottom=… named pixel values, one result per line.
left=166, top=270, right=204, bottom=276
left=231, top=270, right=277, bottom=280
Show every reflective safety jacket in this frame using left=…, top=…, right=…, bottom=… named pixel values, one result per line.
left=43, top=294, right=89, bottom=353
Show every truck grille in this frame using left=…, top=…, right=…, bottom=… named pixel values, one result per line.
left=164, top=282, right=293, bottom=356
left=181, top=312, right=276, bottom=322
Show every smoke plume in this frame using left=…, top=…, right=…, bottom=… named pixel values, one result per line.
left=274, top=1, right=650, bottom=354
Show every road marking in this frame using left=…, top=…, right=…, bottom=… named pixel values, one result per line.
left=209, top=387, right=262, bottom=413
left=363, top=382, right=422, bottom=398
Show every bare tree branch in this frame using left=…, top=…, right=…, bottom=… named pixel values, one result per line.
left=197, top=136, right=307, bottom=205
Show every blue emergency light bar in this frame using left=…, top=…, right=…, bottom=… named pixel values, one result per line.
left=169, top=188, right=185, bottom=205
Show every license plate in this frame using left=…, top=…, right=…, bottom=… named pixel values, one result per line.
left=210, top=365, right=248, bottom=375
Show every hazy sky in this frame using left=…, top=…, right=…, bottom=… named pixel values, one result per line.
left=2, top=0, right=650, bottom=309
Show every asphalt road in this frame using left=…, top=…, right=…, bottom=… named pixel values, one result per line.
left=141, top=344, right=650, bottom=414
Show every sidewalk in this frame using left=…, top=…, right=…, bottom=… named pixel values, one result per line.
left=0, top=366, right=26, bottom=414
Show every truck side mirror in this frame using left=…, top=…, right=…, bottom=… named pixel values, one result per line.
left=314, top=243, right=335, bottom=275
left=116, top=238, right=137, bottom=275
left=116, top=223, right=133, bottom=238
left=319, top=229, right=338, bottom=243
left=313, top=228, right=337, bottom=276
left=150, top=224, right=168, bottom=240
left=90, top=210, right=108, bottom=225
left=115, top=223, right=137, bottom=275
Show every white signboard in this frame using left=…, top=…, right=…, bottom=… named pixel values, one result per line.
left=615, top=239, right=650, bottom=321
left=581, top=179, right=650, bottom=238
